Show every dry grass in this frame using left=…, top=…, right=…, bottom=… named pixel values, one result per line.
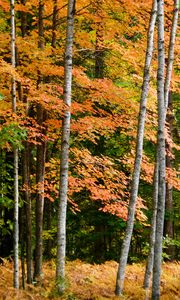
left=0, top=259, right=180, bottom=299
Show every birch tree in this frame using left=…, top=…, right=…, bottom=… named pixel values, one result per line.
left=151, top=0, right=166, bottom=298
left=10, top=0, right=19, bottom=289
left=164, top=0, right=179, bottom=110
left=144, top=0, right=179, bottom=289
left=164, top=92, right=174, bottom=259
left=56, top=0, right=76, bottom=294
left=115, top=0, right=157, bottom=295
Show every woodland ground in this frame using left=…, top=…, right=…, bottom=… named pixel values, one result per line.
left=0, top=259, right=180, bottom=300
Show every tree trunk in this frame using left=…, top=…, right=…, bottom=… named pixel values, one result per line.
left=24, top=89, right=32, bottom=283
left=34, top=105, right=46, bottom=282
left=115, top=0, right=157, bottom=295
left=163, top=2, right=179, bottom=261
left=52, top=0, right=58, bottom=48
left=164, top=0, right=179, bottom=110
left=94, top=224, right=106, bottom=262
left=152, top=0, right=166, bottom=298
left=10, top=0, right=19, bottom=289
left=95, top=0, right=104, bottom=78
left=45, top=198, right=53, bottom=258
left=19, top=206, right=26, bottom=289
left=56, top=0, right=75, bottom=294
left=19, top=44, right=33, bottom=284
left=38, top=0, right=44, bottom=49
left=143, top=157, right=158, bottom=289
left=20, top=0, right=27, bottom=37
left=23, top=140, right=32, bottom=284
left=164, top=92, right=175, bottom=259
left=13, top=148, right=19, bottom=289
left=144, top=0, right=178, bottom=290
left=34, top=0, right=46, bottom=282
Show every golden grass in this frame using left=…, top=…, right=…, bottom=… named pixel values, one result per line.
left=0, top=259, right=180, bottom=299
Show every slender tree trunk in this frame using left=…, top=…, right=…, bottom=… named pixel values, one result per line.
left=163, top=3, right=178, bottom=262
left=95, top=0, right=104, bottom=78
left=94, top=224, right=106, bottom=262
left=20, top=206, right=26, bottom=289
left=34, top=0, right=46, bottom=282
left=13, top=148, right=19, bottom=289
left=20, top=0, right=27, bottom=37
left=115, top=1, right=157, bottom=295
left=10, top=0, right=19, bottom=289
left=38, top=0, right=44, bottom=49
left=143, top=157, right=158, bottom=290
left=144, top=0, right=178, bottom=290
left=23, top=140, right=32, bottom=283
left=93, top=0, right=106, bottom=258
left=164, top=0, right=179, bottom=110
left=164, top=92, right=174, bottom=259
left=23, top=87, right=32, bottom=283
left=34, top=105, right=46, bottom=282
left=45, top=198, right=53, bottom=258
left=152, top=0, right=166, bottom=299
left=56, top=0, right=75, bottom=294
left=52, top=0, right=58, bottom=48
left=19, top=26, right=33, bottom=282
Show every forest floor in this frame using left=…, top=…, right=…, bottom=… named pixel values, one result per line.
left=0, top=259, right=180, bottom=299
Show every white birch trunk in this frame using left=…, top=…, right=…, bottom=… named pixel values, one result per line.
left=144, top=0, right=179, bottom=291
left=10, top=0, right=19, bottom=289
left=152, top=0, right=166, bottom=299
left=164, top=0, right=179, bottom=109
left=56, top=0, right=75, bottom=294
left=143, top=157, right=158, bottom=290
left=115, top=1, right=157, bottom=295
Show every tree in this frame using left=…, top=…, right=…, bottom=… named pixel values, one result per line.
left=10, top=0, right=19, bottom=289
left=115, top=0, right=157, bottom=295
left=34, top=0, right=47, bottom=282
left=56, top=0, right=76, bottom=294
left=164, top=92, right=174, bottom=259
left=151, top=0, right=166, bottom=298
left=52, top=0, right=58, bottom=48
left=144, top=0, right=179, bottom=289
left=95, top=0, right=104, bottom=78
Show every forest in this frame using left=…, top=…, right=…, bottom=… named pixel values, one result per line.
left=0, top=0, right=179, bottom=299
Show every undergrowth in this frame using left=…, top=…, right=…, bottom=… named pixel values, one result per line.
left=0, top=259, right=180, bottom=299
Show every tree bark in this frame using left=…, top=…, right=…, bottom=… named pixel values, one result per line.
left=152, top=0, right=166, bottom=298
left=52, top=0, right=58, bottom=48
left=20, top=0, right=27, bottom=37
left=56, top=0, right=75, bottom=294
left=19, top=206, right=26, bottom=289
left=38, top=0, right=44, bottom=49
left=23, top=140, right=32, bottom=283
left=143, top=156, right=158, bottom=289
left=115, top=0, right=157, bottom=295
left=164, top=0, right=179, bottom=110
left=10, top=0, right=19, bottom=289
left=95, top=0, right=104, bottom=78
left=144, top=0, right=179, bottom=290
left=34, top=105, right=46, bottom=282
left=34, top=0, right=46, bottom=282
left=45, top=198, right=53, bottom=258
left=164, top=92, right=175, bottom=259
left=13, top=147, right=19, bottom=289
